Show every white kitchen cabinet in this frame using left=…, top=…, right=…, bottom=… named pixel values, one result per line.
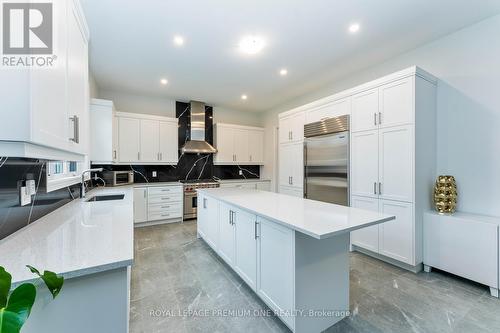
left=350, top=196, right=379, bottom=253
left=351, top=130, right=378, bottom=198
left=133, top=187, right=148, bottom=224
left=379, top=200, right=413, bottom=264
left=89, top=99, right=114, bottom=163
left=159, top=121, right=179, bottom=163
left=140, top=120, right=160, bottom=162
left=214, top=124, right=265, bottom=165
left=279, top=111, right=305, bottom=143
left=218, top=203, right=236, bottom=266
left=0, top=0, right=89, bottom=160
left=279, top=142, right=303, bottom=189
left=351, top=88, right=379, bottom=132
left=257, top=216, right=294, bottom=328
left=118, top=117, right=141, bottom=163
left=379, top=125, right=413, bottom=202
left=379, top=78, right=414, bottom=128
left=248, top=129, right=264, bottom=163
left=305, top=98, right=351, bottom=124
left=198, top=193, right=218, bottom=249
left=234, top=209, right=258, bottom=290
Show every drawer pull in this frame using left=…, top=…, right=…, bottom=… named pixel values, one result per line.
left=161, top=197, right=170, bottom=200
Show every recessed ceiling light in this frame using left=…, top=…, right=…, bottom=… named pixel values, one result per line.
left=239, top=36, right=265, bottom=55
left=160, top=78, right=168, bottom=85
left=173, top=35, right=184, bottom=46
left=279, top=68, right=288, bottom=76
left=349, top=23, right=360, bottom=34
left=241, top=94, right=248, bottom=100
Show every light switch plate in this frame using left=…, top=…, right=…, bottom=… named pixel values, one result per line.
left=20, top=186, right=31, bottom=206
left=152, top=171, right=157, bottom=177
left=26, top=180, right=36, bottom=195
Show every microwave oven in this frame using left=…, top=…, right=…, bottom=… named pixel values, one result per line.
left=102, top=171, right=134, bottom=186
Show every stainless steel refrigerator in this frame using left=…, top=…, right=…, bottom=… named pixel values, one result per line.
left=304, top=115, right=349, bottom=206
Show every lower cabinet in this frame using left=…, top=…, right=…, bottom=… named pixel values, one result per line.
left=234, top=209, right=258, bottom=290
left=257, top=216, right=294, bottom=328
left=218, top=203, right=236, bottom=266
left=350, top=195, right=414, bottom=265
left=133, top=187, right=148, bottom=223
left=197, top=193, right=219, bottom=249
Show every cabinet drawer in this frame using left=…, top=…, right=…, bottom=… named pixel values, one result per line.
left=148, top=193, right=182, bottom=204
left=148, top=202, right=182, bottom=214
left=148, top=186, right=182, bottom=197
left=148, top=210, right=182, bottom=221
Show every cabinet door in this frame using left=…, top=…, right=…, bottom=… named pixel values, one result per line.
left=214, top=126, right=234, bottom=163
left=351, top=88, right=379, bottom=132
left=290, top=143, right=304, bottom=188
left=279, top=144, right=293, bottom=187
left=30, top=0, right=68, bottom=151
left=290, top=112, right=305, bottom=142
left=218, top=203, right=236, bottom=266
left=306, top=98, right=351, bottom=123
left=379, top=125, right=413, bottom=202
left=234, top=129, right=249, bottom=163
left=118, top=117, right=140, bottom=162
left=257, top=217, right=294, bottom=328
left=279, top=117, right=292, bottom=144
left=379, top=78, right=414, bottom=128
left=234, top=208, right=258, bottom=290
left=248, top=130, right=264, bottom=164
left=379, top=200, right=413, bottom=264
left=112, top=116, right=119, bottom=162
left=66, top=2, right=89, bottom=154
left=350, top=196, right=379, bottom=252
left=159, top=121, right=178, bottom=163
left=351, top=130, right=379, bottom=198
left=198, top=194, right=219, bottom=250
left=133, top=188, right=148, bottom=223
left=140, top=120, right=160, bottom=162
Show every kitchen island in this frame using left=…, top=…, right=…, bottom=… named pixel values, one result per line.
left=196, top=188, right=395, bottom=333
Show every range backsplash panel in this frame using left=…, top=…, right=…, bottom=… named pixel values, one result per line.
left=0, top=158, right=79, bottom=241
left=92, top=101, right=260, bottom=183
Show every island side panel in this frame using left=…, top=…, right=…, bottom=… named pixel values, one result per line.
left=294, top=231, right=350, bottom=333
left=22, top=267, right=130, bottom=333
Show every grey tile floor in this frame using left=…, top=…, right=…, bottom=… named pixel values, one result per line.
left=130, top=221, right=500, bottom=333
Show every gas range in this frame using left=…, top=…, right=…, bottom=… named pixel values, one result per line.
left=180, top=179, right=220, bottom=193
left=181, top=179, right=220, bottom=220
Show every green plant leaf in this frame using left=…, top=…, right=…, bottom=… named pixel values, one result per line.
left=26, top=266, right=64, bottom=299
left=0, top=283, right=36, bottom=333
left=0, top=267, right=12, bottom=308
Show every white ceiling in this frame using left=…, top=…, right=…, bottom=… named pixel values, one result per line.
left=81, top=0, right=500, bottom=112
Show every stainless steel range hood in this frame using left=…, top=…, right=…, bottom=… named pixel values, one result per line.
left=180, top=101, right=217, bottom=154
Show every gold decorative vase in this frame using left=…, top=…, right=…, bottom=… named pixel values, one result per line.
left=433, top=175, right=457, bottom=214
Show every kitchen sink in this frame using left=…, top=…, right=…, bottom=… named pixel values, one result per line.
left=86, top=194, right=125, bottom=202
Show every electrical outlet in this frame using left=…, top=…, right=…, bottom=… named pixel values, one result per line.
left=20, top=186, right=31, bottom=206
left=152, top=171, right=157, bottom=177
left=238, top=170, right=243, bottom=176
left=26, top=180, right=36, bottom=195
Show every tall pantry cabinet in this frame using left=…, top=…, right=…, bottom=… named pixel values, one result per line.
left=350, top=71, right=437, bottom=268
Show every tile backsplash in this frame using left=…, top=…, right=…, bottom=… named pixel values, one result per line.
left=0, top=158, right=79, bottom=241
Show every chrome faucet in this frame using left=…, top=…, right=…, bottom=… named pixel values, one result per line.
left=81, top=168, right=103, bottom=198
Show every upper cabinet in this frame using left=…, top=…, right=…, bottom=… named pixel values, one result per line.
left=352, top=77, right=414, bottom=132
left=0, top=0, right=89, bottom=160
left=305, top=98, right=351, bottom=124
left=214, top=123, right=265, bottom=165
left=279, top=111, right=305, bottom=144
left=89, top=106, right=178, bottom=165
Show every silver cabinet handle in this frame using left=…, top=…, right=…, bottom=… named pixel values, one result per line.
left=378, top=182, right=382, bottom=195
left=378, top=112, right=382, bottom=125
left=161, top=205, right=170, bottom=209
left=138, top=152, right=140, bottom=160
left=69, top=115, right=79, bottom=143
left=249, top=155, right=252, bottom=162
left=203, top=198, right=207, bottom=209
left=161, top=197, right=170, bottom=200
left=374, top=113, right=377, bottom=126
left=290, top=131, right=293, bottom=141
left=113, top=150, right=117, bottom=159
left=374, top=182, right=377, bottom=195
left=160, top=152, right=162, bottom=160
left=254, top=221, right=259, bottom=239
left=290, top=176, right=293, bottom=185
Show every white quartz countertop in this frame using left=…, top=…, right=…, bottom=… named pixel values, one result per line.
left=198, top=188, right=395, bottom=239
left=0, top=187, right=134, bottom=286
left=217, top=179, right=271, bottom=183
left=132, top=181, right=182, bottom=187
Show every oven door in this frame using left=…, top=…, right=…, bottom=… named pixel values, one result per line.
left=184, top=191, right=197, bottom=219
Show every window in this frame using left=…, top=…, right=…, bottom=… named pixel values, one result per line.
left=46, top=161, right=84, bottom=192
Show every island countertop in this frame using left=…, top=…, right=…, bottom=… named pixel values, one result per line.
left=0, top=186, right=134, bottom=286
left=197, top=188, right=395, bottom=239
